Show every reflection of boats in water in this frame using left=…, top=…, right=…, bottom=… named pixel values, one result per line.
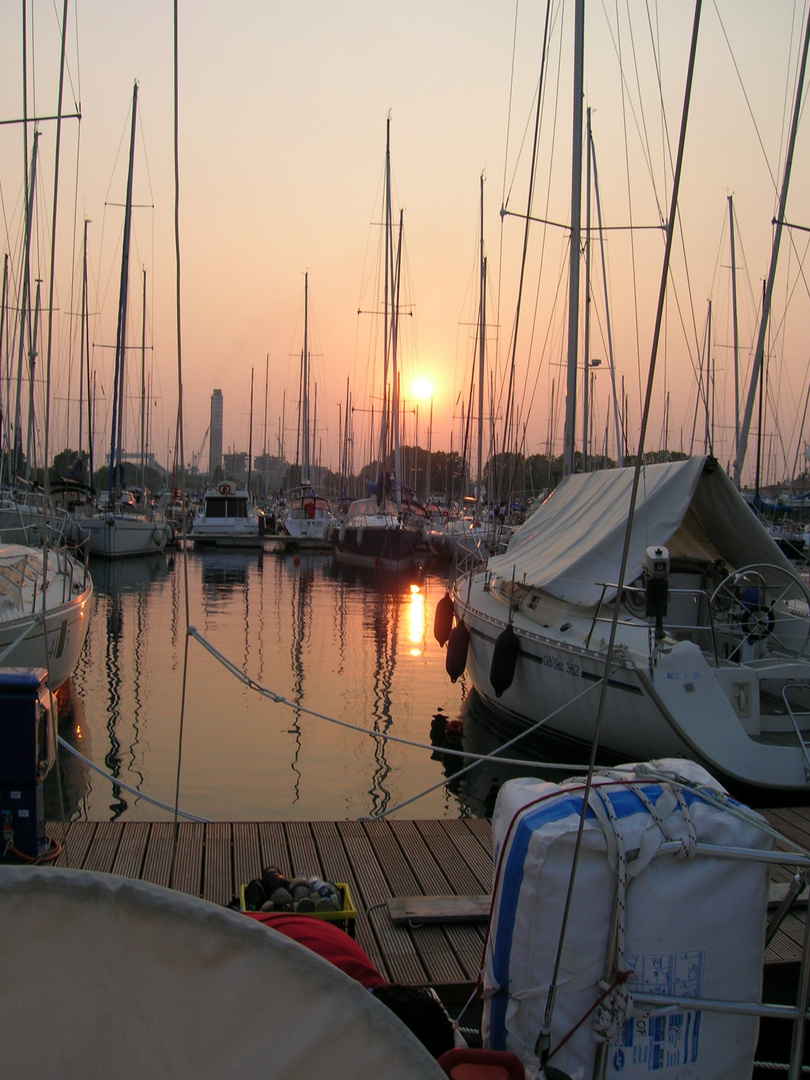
left=89, top=551, right=173, bottom=594
left=196, top=548, right=261, bottom=588
left=429, top=691, right=581, bottom=818
left=45, top=679, right=92, bottom=820
left=326, top=556, right=425, bottom=597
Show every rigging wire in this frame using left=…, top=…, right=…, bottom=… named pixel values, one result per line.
left=534, top=4, right=703, bottom=1067
left=169, top=0, right=191, bottom=889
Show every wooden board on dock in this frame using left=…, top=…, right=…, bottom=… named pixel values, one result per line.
left=42, top=806, right=810, bottom=988
left=387, top=894, right=490, bottom=924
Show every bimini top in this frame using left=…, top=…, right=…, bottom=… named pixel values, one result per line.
left=487, top=456, right=793, bottom=607
left=0, top=866, right=445, bottom=1080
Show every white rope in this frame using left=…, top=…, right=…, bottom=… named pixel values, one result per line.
left=188, top=625, right=612, bottom=815
left=590, top=785, right=632, bottom=1043
left=56, top=735, right=210, bottom=822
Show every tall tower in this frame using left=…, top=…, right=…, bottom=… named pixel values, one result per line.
left=209, top=389, right=223, bottom=478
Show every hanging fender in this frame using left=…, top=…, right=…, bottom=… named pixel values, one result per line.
left=489, top=623, right=519, bottom=698
left=445, top=620, right=470, bottom=683
left=434, top=592, right=455, bottom=647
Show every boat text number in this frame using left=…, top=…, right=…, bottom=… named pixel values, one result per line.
left=543, top=654, right=579, bottom=677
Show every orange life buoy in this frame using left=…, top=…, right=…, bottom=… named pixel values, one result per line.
left=218, top=482, right=232, bottom=495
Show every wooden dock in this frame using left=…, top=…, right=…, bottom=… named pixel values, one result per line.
left=44, top=816, right=492, bottom=1001
left=44, top=806, right=810, bottom=1001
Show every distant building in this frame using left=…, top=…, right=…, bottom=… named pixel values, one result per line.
left=223, top=451, right=248, bottom=480
left=209, top=389, right=223, bottom=478
left=254, top=453, right=286, bottom=495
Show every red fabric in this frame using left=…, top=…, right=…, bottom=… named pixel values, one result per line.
left=244, top=912, right=386, bottom=989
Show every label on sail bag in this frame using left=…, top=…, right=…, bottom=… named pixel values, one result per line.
left=612, top=949, right=704, bottom=1071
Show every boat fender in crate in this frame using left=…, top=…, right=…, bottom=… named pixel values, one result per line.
left=489, top=623, right=518, bottom=697
left=445, top=620, right=470, bottom=682
left=483, top=760, right=773, bottom=1080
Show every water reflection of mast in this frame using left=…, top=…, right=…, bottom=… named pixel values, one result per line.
left=287, top=559, right=316, bottom=802
left=367, top=588, right=397, bottom=816
left=103, top=576, right=128, bottom=819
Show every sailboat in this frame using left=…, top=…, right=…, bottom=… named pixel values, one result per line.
left=450, top=7, right=810, bottom=798
left=334, top=119, right=426, bottom=572
left=428, top=175, right=501, bottom=565
left=75, top=83, right=169, bottom=559
left=282, top=273, right=336, bottom=549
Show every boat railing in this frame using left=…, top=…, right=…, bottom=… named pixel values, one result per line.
left=589, top=582, right=723, bottom=662
left=781, top=684, right=810, bottom=776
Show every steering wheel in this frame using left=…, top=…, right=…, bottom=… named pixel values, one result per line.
left=709, top=562, right=810, bottom=660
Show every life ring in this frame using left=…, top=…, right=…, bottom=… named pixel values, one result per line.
left=218, top=483, right=232, bottom=495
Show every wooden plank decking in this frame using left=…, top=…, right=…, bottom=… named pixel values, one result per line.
left=44, top=817, right=492, bottom=996
left=43, top=806, right=810, bottom=995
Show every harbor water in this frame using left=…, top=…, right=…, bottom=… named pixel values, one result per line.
left=49, top=547, right=545, bottom=823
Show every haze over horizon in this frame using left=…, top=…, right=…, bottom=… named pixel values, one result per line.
left=2, top=1, right=809, bottom=491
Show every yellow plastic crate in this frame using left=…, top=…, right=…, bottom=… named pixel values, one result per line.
left=240, top=881, right=357, bottom=938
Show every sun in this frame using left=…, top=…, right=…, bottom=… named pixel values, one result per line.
left=411, top=375, right=433, bottom=402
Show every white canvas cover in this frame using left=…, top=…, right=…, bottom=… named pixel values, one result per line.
left=489, top=457, right=792, bottom=607
left=483, top=761, right=772, bottom=1080
left=0, top=866, right=445, bottom=1080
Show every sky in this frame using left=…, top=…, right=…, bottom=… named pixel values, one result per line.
left=2, top=1, right=810, bottom=491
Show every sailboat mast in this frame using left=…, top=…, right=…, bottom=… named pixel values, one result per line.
left=12, top=132, right=38, bottom=483
left=25, top=279, right=41, bottom=482
left=582, top=108, right=592, bottom=473
left=562, top=0, right=585, bottom=477
left=476, top=173, right=486, bottom=522
left=378, top=117, right=393, bottom=498
left=733, top=13, right=810, bottom=488
left=302, top=271, right=310, bottom=481
left=140, top=267, right=147, bottom=495
left=392, top=209, right=404, bottom=511
left=248, top=366, right=254, bottom=500
left=728, top=195, right=740, bottom=462
left=108, top=81, right=139, bottom=500
left=263, top=353, right=269, bottom=494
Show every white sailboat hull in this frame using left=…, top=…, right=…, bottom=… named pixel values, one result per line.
left=457, top=581, right=810, bottom=793
left=453, top=458, right=810, bottom=797
left=80, top=514, right=169, bottom=558
left=0, top=545, right=92, bottom=688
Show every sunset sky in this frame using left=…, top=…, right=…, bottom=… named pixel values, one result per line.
left=2, top=1, right=809, bottom=491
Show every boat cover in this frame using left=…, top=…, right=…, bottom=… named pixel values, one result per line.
left=0, top=866, right=445, bottom=1080
left=487, top=456, right=794, bottom=607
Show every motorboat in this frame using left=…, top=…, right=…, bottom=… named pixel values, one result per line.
left=191, top=482, right=265, bottom=547
left=452, top=456, right=810, bottom=797
left=0, top=542, right=92, bottom=689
